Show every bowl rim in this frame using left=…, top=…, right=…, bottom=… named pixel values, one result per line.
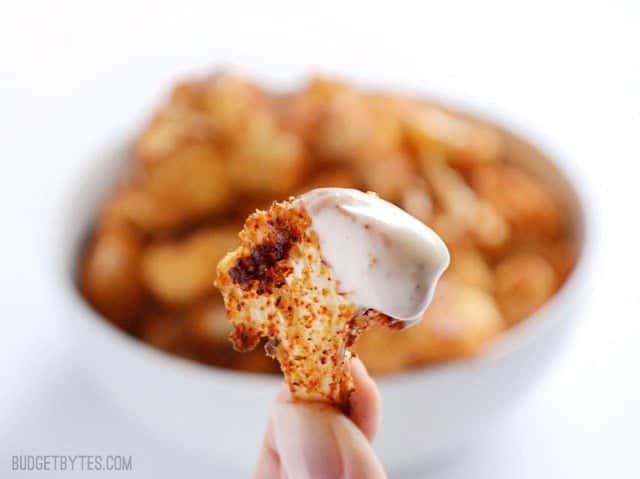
left=54, top=101, right=595, bottom=389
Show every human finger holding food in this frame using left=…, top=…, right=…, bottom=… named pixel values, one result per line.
left=255, top=358, right=385, bottom=479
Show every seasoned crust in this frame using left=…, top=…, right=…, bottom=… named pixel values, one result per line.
left=215, top=200, right=388, bottom=408
left=227, top=211, right=303, bottom=295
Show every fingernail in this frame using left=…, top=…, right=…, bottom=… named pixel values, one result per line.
left=271, top=402, right=342, bottom=479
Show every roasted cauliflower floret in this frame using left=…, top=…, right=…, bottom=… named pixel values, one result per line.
left=409, top=278, right=505, bottom=362
left=107, top=144, right=233, bottom=235
left=403, top=102, right=503, bottom=168
left=495, top=252, right=558, bottom=325
left=215, top=200, right=385, bottom=407
left=81, top=225, right=145, bottom=330
left=470, top=164, right=563, bottom=240
left=141, top=226, right=239, bottom=306
left=227, top=112, right=307, bottom=196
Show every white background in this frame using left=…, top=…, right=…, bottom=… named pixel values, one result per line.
left=1, top=1, right=639, bottom=477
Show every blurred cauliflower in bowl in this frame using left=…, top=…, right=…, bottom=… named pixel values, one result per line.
left=79, top=71, right=577, bottom=377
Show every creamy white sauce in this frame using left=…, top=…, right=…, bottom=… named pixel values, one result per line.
left=297, top=188, right=450, bottom=326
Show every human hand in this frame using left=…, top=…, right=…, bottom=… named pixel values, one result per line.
left=254, top=358, right=386, bottom=479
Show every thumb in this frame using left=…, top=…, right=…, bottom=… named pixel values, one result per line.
left=269, top=401, right=386, bottom=479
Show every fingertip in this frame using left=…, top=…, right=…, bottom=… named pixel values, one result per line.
left=331, top=407, right=387, bottom=479
left=269, top=401, right=385, bottom=479
left=348, top=357, right=382, bottom=442
left=275, top=381, right=292, bottom=402
left=273, top=359, right=381, bottom=442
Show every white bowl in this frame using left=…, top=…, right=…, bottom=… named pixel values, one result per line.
left=53, top=111, right=591, bottom=475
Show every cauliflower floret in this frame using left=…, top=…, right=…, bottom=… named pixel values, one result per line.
left=215, top=199, right=389, bottom=407
left=227, top=112, right=307, bottom=196
left=402, top=102, right=503, bottom=169
left=142, top=226, right=239, bottom=306
left=495, top=252, right=558, bottom=325
left=81, top=226, right=145, bottom=330
left=470, top=164, right=563, bottom=241
left=409, top=278, right=505, bottom=362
